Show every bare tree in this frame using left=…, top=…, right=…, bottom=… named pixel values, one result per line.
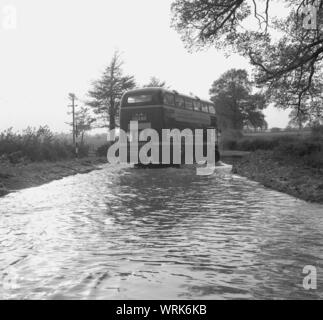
left=75, top=106, right=96, bottom=146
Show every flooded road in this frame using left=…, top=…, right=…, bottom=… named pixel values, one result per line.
left=0, top=165, right=322, bottom=299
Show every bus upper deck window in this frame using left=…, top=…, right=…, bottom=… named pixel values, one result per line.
left=185, top=99, right=194, bottom=110
left=201, top=103, right=209, bottom=113
left=175, top=96, right=185, bottom=108
left=209, top=105, right=216, bottom=114
left=194, top=101, right=201, bottom=111
left=127, top=94, right=153, bottom=104
left=164, top=93, right=175, bottom=106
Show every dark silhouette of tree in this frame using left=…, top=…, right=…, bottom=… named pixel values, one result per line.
left=245, top=106, right=268, bottom=131
left=144, top=77, right=167, bottom=88
left=209, top=69, right=267, bottom=131
left=75, top=106, right=96, bottom=145
left=87, top=51, right=136, bottom=130
left=288, top=109, right=310, bottom=130
left=172, top=0, right=323, bottom=117
left=288, top=107, right=323, bottom=129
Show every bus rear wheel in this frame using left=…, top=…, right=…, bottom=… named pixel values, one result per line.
left=215, top=148, right=220, bottom=163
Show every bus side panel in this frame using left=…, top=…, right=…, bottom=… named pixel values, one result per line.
left=163, top=106, right=211, bottom=131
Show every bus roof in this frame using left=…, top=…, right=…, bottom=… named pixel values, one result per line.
left=124, top=88, right=214, bottom=105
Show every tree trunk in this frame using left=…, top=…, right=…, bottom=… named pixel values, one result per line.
left=109, top=105, right=116, bottom=131
left=81, top=132, right=84, bottom=146
left=298, top=119, right=303, bottom=131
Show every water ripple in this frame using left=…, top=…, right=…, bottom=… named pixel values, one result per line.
left=0, top=164, right=322, bottom=299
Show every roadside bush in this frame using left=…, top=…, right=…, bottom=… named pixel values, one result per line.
left=311, top=125, right=323, bottom=138
left=0, top=126, right=75, bottom=162
left=238, top=138, right=278, bottom=151
left=96, top=140, right=117, bottom=157
left=52, top=140, right=74, bottom=160
left=78, top=144, right=90, bottom=157
left=222, top=139, right=238, bottom=150
left=303, top=151, right=323, bottom=168
left=274, top=140, right=321, bottom=157
left=271, top=137, right=323, bottom=168
left=96, top=143, right=109, bottom=157
left=221, top=129, right=322, bottom=168
left=220, top=129, right=243, bottom=150
left=224, top=136, right=293, bottom=151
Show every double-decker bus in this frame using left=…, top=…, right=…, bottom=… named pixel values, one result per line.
left=119, top=87, right=220, bottom=165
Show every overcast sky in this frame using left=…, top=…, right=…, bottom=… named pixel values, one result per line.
left=0, top=0, right=290, bottom=132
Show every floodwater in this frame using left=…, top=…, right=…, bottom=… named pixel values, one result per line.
left=0, top=164, right=322, bottom=299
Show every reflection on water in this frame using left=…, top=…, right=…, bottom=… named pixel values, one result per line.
left=0, top=164, right=322, bottom=299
